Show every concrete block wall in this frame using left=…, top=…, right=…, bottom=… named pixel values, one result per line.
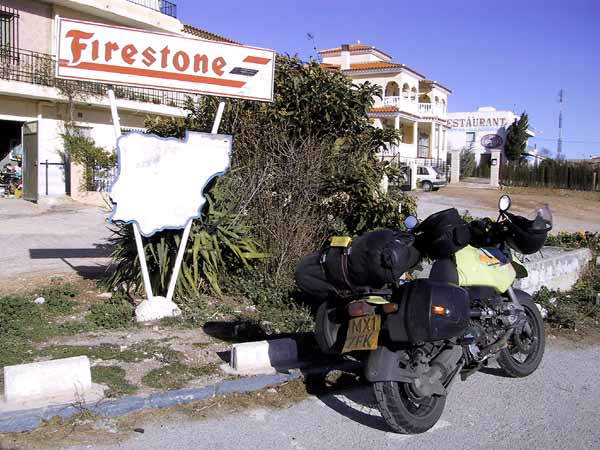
left=513, top=247, right=592, bottom=294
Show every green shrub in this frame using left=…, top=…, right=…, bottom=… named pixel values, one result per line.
left=38, top=283, right=78, bottom=314
left=142, top=362, right=218, bottom=390
left=88, top=294, right=135, bottom=329
left=0, top=296, right=44, bottom=338
left=534, top=232, right=600, bottom=331
left=230, top=273, right=314, bottom=334
left=91, top=366, right=137, bottom=397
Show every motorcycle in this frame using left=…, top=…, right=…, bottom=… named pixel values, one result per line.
left=309, top=195, right=551, bottom=434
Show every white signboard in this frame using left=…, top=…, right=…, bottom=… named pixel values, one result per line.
left=56, top=18, right=275, bottom=101
left=110, top=132, right=231, bottom=236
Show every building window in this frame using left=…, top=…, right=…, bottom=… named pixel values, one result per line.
left=466, top=132, right=476, bottom=143
left=0, top=6, right=19, bottom=52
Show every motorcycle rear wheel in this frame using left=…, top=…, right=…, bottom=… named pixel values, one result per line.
left=373, top=381, right=446, bottom=434
left=497, top=296, right=545, bottom=377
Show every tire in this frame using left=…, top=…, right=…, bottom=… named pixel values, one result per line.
left=373, top=381, right=446, bottom=434
left=314, top=301, right=341, bottom=354
left=422, top=181, right=433, bottom=192
left=497, top=296, right=545, bottom=377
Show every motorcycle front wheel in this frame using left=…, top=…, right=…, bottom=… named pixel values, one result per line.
left=497, top=296, right=545, bottom=377
left=373, top=381, right=446, bottom=434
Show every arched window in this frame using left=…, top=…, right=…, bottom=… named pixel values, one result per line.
left=435, top=96, right=440, bottom=106
left=419, top=94, right=431, bottom=103
left=385, top=81, right=400, bottom=97
left=410, top=87, right=417, bottom=102
left=402, top=83, right=409, bottom=98
left=441, top=99, right=446, bottom=112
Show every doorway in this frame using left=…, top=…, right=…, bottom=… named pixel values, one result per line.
left=22, top=121, right=38, bottom=202
left=0, top=119, right=24, bottom=198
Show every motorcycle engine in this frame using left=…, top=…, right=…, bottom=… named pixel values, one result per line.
left=461, top=297, right=527, bottom=362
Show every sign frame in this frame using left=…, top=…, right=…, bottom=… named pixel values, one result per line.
left=55, top=17, right=275, bottom=102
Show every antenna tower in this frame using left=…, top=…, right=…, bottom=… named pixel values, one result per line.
left=557, top=89, right=564, bottom=159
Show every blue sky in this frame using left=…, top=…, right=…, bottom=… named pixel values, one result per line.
left=178, top=0, right=600, bottom=159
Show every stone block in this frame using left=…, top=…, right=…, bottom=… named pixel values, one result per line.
left=230, top=338, right=297, bottom=374
left=3, top=356, right=92, bottom=403
left=135, top=296, right=182, bottom=322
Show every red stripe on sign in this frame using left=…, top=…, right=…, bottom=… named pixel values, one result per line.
left=59, top=61, right=246, bottom=88
left=243, top=56, right=271, bottom=65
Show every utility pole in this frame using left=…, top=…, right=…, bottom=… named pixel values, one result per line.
left=557, top=89, right=564, bottom=159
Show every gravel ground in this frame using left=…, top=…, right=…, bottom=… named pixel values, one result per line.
left=416, top=184, right=600, bottom=232
left=57, top=341, right=599, bottom=450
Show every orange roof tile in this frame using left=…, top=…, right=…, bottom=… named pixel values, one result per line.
left=319, top=44, right=374, bottom=54
left=344, top=61, right=426, bottom=78
left=346, top=61, right=402, bottom=71
left=182, top=24, right=239, bottom=44
left=319, top=62, right=341, bottom=72
left=318, top=45, right=393, bottom=59
left=369, top=106, right=399, bottom=113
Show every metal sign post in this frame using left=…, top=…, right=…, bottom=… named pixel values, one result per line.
left=108, top=89, right=226, bottom=308
left=108, top=88, right=154, bottom=302
left=164, top=101, right=225, bottom=303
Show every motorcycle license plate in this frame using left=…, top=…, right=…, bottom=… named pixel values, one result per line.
left=342, top=315, right=381, bottom=353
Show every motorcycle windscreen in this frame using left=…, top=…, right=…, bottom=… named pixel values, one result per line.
left=455, top=246, right=516, bottom=294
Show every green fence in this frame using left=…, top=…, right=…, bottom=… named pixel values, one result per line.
left=501, top=160, right=600, bottom=191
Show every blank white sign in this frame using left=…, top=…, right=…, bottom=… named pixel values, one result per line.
left=109, top=132, right=231, bottom=236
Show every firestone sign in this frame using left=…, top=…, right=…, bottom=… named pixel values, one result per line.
left=56, top=18, right=275, bottom=101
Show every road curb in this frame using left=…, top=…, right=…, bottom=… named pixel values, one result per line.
left=0, top=360, right=359, bottom=433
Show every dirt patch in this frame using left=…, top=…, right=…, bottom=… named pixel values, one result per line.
left=417, top=184, right=600, bottom=232
left=546, top=328, right=600, bottom=350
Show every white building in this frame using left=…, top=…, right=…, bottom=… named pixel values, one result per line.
left=447, top=106, right=535, bottom=164
left=0, top=0, right=234, bottom=202
left=318, top=44, right=451, bottom=162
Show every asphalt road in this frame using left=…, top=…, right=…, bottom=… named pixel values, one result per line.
left=0, top=199, right=112, bottom=284
left=64, top=342, right=600, bottom=450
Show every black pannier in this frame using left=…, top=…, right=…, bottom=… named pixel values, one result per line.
left=384, top=279, right=470, bottom=343
left=413, top=208, right=471, bottom=260
left=295, top=229, right=420, bottom=303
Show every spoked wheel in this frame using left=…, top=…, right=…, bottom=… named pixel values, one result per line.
left=373, top=381, right=446, bottom=434
left=497, top=296, right=545, bottom=377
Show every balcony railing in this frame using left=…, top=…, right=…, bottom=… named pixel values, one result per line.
left=381, top=96, right=446, bottom=117
left=0, top=48, right=192, bottom=109
left=126, top=0, right=177, bottom=18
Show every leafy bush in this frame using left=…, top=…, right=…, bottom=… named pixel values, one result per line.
left=107, top=197, right=265, bottom=297
left=229, top=273, right=314, bottom=334
left=502, top=159, right=600, bottom=191
left=88, top=294, right=135, bottom=329
left=546, top=231, right=600, bottom=253
left=63, top=133, right=116, bottom=191
left=460, top=146, right=476, bottom=179
left=109, top=55, right=414, bottom=300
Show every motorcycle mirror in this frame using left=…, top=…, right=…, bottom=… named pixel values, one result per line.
left=499, top=195, right=512, bottom=212
left=404, top=215, right=419, bottom=230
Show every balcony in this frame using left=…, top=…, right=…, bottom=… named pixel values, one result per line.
left=381, top=96, right=446, bottom=118
left=126, top=0, right=177, bottom=18
left=0, top=48, right=190, bottom=109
